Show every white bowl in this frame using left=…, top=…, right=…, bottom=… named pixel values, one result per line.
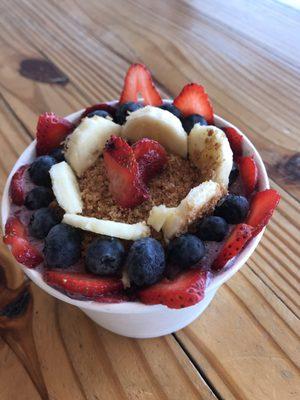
left=1, top=102, right=269, bottom=338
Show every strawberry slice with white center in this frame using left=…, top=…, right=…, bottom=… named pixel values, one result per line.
left=36, top=112, right=74, bottom=156
left=222, top=127, right=243, bottom=160
left=132, top=138, right=168, bottom=183
left=212, top=223, right=254, bottom=271
left=10, top=164, right=29, bottom=206
left=239, top=156, right=258, bottom=196
left=44, top=271, right=124, bottom=299
left=246, top=189, right=280, bottom=236
left=173, top=83, right=214, bottom=124
left=103, top=135, right=149, bottom=208
left=3, top=216, right=43, bottom=268
left=139, top=270, right=207, bottom=309
left=119, top=63, right=162, bottom=106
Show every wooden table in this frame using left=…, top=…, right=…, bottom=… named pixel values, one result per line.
left=0, top=1, right=299, bottom=399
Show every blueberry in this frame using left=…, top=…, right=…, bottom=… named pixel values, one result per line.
left=229, top=162, right=239, bottom=186
left=29, top=207, right=62, bottom=239
left=214, top=194, right=249, bottom=224
left=127, top=238, right=165, bottom=287
left=196, top=216, right=229, bottom=242
left=50, top=147, right=65, bottom=162
left=85, top=237, right=125, bottom=276
left=25, top=187, right=54, bottom=210
left=159, top=103, right=182, bottom=119
left=86, top=109, right=110, bottom=119
left=29, top=156, right=57, bottom=187
left=167, top=234, right=205, bottom=269
left=181, top=114, right=207, bottom=134
left=114, top=102, right=143, bottom=125
left=44, top=224, right=82, bottom=268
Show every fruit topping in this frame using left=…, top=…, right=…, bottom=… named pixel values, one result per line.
left=173, top=83, right=214, bottom=124
left=167, top=234, right=205, bottom=269
left=36, top=112, right=74, bottom=156
left=24, top=187, right=54, bottom=210
left=86, top=109, right=110, bottom=119
left=181, top=113, right=207, bottom=134
left=43, top=271, right=123, bottom=299
left=196, top=216, right=229, bottom=242
left=119, top=63, right=162, bottom=106
left=222, top=127, right=243, bottom=159
left=122, top=106, right=187, bottom=158
left=44, top=224, right=82, bottom=268
left=114, top=102, right=143, bottom=125
left=103, top=135, right=149, bottom=208
left=4, top=217, right=43, bottom=268
left=188, top=125, right=233, bottom=187
left=50, top=147, right=65, bottom=162
left=139, top=269, right=207, bottom=309
left=239, top=156, right=258, bottom=196
left=214, top=194, right=249, bottom=224
left=29, top=207, right=62, bottom=239
left=126, top=238, right=165, bottom=287
left=229, top=161, right=239, bottom=186
left=159, top=103, right=182, bottom=119
left=212, top=223, right=254, bottom=271
left=29, top=155, right=57, bottom=187
left=81, top=103, right=116, bottom=119
left=132, top=138, right=167, bottom=183
left=85, top=237, right=125, bottom=276
left=246, top=189, right=280, bottom=236
left=10, top=165, right=29, bottom=206
left=50, top=161, right=83, bottom=214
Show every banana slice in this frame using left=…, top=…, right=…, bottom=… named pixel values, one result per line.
left=65, top=116, right=121, bottom=176
left=162, top=181, right=223, bottom=241
left=147, top=205, right=176, bottom=232
left=50, top=161, right=83, bottom=214
left=63, top=214, right=150, bottom=241
left=121, top=106, right=187, bottom=157
left=188, top=125, right=233, bottom=188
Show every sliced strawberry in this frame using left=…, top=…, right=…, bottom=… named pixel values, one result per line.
left=10, top=165, right=29, bottom=206
left=81, top=103, right=116, bottom=119
left=173, top=83, right=214, bottom=124
left=222, top=127, right=243, bottom=159
left=239, top=156, right=258, bottom=196
left=95, top=293, right=129, bottom=303
left=246, top=189, right=280, bottom=236
left=139, top=270, right=207, bottom=309
left=3, top=216, right=27, bottom=245
left=119, top=63, right=162, bottom=106
left=44, top=271, right=123, bottom=299
left=103, top=135, right=149, bottom=208
left=36, top=112, right=74, bottom=156
left=212, top=224, right=254, bottom=271
left=132, top=138, right=168, bottom=183
left=10, top=237, right=43, bottom=268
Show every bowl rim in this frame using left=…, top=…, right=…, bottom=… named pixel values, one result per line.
left=1, top=101, right=268, bottom=314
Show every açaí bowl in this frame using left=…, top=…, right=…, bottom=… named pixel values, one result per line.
left=1, top=100, right=269, bottom=338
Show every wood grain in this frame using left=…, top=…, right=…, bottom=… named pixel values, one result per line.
left=0, top=0, right=299, bottom=399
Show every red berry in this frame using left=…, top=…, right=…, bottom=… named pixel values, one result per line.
left=212, top=224, right=254, bottom=271
left=44, top=271, right=123, bottom=299
left=173, top=83, right=214, bottom=124
left=119, top=63, right=162, bottom=106
left=10, top=165, right=29, bottom=206
left=139, top=270, right=207, bottom=309
left=95, top=293, right=129, bottom=303
left=36, top=112, right=74, bottom=156
left=103, top=135, right=149, bottom=208
left=132, top=138, right=167, bottom=183
left=222, top=127, right=243, bottom=159
left=239, top=156, right=258, bottom=196
left=246, top=189, right=280, bottom=236
left=3, top=216, right=27, bottom=245
left=11, top=237, right=43, bottom=268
